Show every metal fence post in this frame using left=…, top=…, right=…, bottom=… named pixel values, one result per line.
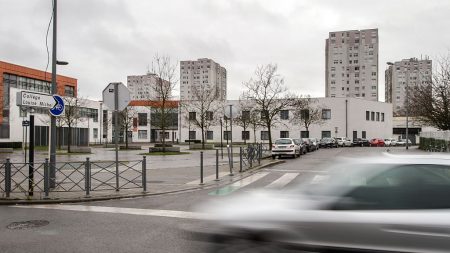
left=85, top=158, right=90, bottom=198
left=5, top=159, right=11, bottom=198
left=142, top=156, right=147, bottom=192
left=200, top=151, right=204, bottom=185
left=44, top=158, right=49, bottom=199
left=249, top=146, right=253, bottom=168
left=258, top=143, right=261, bottom=165
left=215, top=149, right=219, bottom=181
left=239, top=147, right=243, bottom=172
left=228, top=146, right=234, bottom=176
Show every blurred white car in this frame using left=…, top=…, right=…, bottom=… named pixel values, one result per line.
left=343, top=137, right=353, bottom=147
left=397, top=139, right=413, bottom=146
left=384, top=138, right=398, bottom=146
left=191, top=156, right=450, bottom=253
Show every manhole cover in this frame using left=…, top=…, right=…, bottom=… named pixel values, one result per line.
left=7, top=220, right=49, bottom=230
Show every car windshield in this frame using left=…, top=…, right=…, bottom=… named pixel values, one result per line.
left=275, top=139, right=292, bottom=144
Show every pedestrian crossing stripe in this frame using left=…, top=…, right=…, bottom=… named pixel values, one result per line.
left=208, top=172, right=269, bottom=196
left=265, top=173, right=299, bottom=189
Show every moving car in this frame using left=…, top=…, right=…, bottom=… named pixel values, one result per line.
left=370, top=138, right=385, bottom=147
left=384, top=138, right=397, bottom=146
left=271, top=138, right=301, bottom=159
left=193, top=156, right=450, bottom=253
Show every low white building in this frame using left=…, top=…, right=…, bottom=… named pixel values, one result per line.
left=179, top=97, right=393, bottom=143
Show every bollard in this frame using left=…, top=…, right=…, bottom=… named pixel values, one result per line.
left=142, top=156, right=147, bottom=192
left=215, top=149, right=219, bottom=181
left=5, top=159, right=11, bottom=198
left=44, top=158, right=49, bottom=199
left=200, top=152, right=204, bottom=185
left=239, top=147, right=243, bottom=172
left=85, top=158, right=91, bottom=198
left=228, top=146, right=234, bottom=176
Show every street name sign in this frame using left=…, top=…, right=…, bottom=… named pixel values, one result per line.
left=102, top=82, right=131, bottom=111
left=16, top=91, right=65, bottom=116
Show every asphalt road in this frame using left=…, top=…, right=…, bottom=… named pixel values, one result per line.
left=0, top=146, right=419, bottom=253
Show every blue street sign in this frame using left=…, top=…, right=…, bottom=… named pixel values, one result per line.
left=49, top=95, right=65, bottom=116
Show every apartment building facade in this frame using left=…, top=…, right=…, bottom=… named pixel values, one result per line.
left=180, top=58, right=227, bottom=101
left=325, top=29, right=379, bottom=101
left=127, top=73, right=171, bottom=101
left=385, top=57, right=432, bottom=116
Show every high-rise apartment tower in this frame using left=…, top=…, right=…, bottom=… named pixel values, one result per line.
left=325, top=29, right=379, bottom=101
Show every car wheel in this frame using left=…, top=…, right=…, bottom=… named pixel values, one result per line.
left=210, top=239, right=290, bottom=253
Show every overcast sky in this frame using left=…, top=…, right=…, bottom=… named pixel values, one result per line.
left=1, top=0, right=449, bottom=101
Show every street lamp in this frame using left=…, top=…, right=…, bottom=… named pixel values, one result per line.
left=220, top=117, right=223, bottom=159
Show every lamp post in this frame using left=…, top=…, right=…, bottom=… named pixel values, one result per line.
left=220, top=117, right=223, bottom=159
left=229, top=105, right=233, bottom=168
left=49, top=0, right=69, bottom=188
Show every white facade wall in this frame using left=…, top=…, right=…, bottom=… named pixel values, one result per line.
left=3, top=87, right=103, bottom=145
left=179, top=97, right=393, bottom=143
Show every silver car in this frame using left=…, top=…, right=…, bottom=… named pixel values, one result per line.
left=193, top=155, right=450, bottom=253
left=271, top=138, right=301, bottom=159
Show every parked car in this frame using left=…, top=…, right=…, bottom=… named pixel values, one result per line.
left=384, top=138, right=398, bottom=146
left=293, top=138, right=307, bottom=155
left=335, top=137, right=347, bottom=147
left=308, top=138, right=320, bottom=151
left=301, top=138, right=313, bottom=152
left=397, top=139, right=413, bottom=146
left=271, top=138, right=301, bottom=159
left=192, top=156, right=450, bottom=253
left=342, top=137, right=353, bottom=147
left=370, top=138, right=385, bottom=147
left=353, top=138, right=370, bottom=147
left=320, top=137, right=338, bottom=148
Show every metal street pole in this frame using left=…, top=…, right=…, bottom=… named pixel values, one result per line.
left=114, top=83, right=119, bottom=191
left=49, top=0, right=58, bottom=188
left=406, top=68, right=409, bottom=150
left=220, top=118, right=223, bottom=159
left=229, top=105, right=233, bottom=169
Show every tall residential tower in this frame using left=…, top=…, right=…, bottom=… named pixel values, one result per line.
left=385, top=57, right=432, bottom=116
left=180, top=58, right=227, bottom=101
left=325, top=29, right=379, bottom=101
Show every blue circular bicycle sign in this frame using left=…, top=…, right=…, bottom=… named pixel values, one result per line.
left=49, top=95, right=65, bottom=116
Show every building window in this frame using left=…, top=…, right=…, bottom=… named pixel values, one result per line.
left=224, top=131, right=231, bottom=140
left=206, top=131, right=213, bottom=140
left=300, top=131, right=309, bottom=138
left=138, top=130, right=148, bottom=139
left=376, top=112, right=380, bottom=121
left=93, top=128, right=98, bottom=139
left=189, top=112, right=196, bottom=121
left=321, top=131, right=331, bottom=138
left=322, top=109, right=331, bottom=120
left=138, top=113, right=147, bottom=126
left=280, top=110, right=289, bottom=120
left=242, top=131, right=250, bottom=140
left=371, top=111, right=375, bottom=121
left=189, top=131, right=196, bottom=140
left=362, top=131, right=367, bottom=139
left=280, top=131, right=289, bottom=138
left=381, top=113, right=385, bottom=122
left=261, top=131, right=269, bottom=140
left=64, top=86, right=75, bottom=97
left=206, top=111, right=213, bottom=120
left=366, top=111, right=370, bottom=121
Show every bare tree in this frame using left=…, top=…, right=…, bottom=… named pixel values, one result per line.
left=234, top=98, right=263, bottom=144
left=291, top=96, right=324, bottom=137
left=118, top=106, right=137, bottom=149
left=242, top=64, right=295, bottom=149
left=409, top=55, right=450, bottom=130
left=183, top=83, right=223, bottom=149
left=148, top=54, right=178, bottom=151
left=59, top=97, right=86, bottom=153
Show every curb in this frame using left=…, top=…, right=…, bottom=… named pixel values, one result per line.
left=0, top=159, right=285, bottom=205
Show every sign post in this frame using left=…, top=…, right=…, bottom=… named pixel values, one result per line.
left=102, top=82, right=130, bottom=192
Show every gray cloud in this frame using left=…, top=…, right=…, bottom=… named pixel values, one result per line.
left=1, top=0, right=449, bottom=101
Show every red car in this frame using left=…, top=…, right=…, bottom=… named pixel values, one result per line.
left=369, top=138, right=385, bottom=147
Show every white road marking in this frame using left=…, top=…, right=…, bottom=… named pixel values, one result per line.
left=13, top=205, right=205, bottom=220
left=265, top=173, right=299, bottom=189
left=269, top=169, right=328, bottom=173
left=186, top=172, right=229, bottom=185
left=310, top=174, right=330, bottom=184
left=230, top=172, right=269, bottom=188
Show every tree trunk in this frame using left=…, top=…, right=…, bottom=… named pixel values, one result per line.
left=161, top=107, right=166, bottom=153
left=253, top=127, right=257, bottom=144
left=125, top=129, right=129, bottom=149
left=67, top=126, right=72, bottom=153
left=201, top=127, right=205, bottom=149
left=267, top=125, right=273, bottom=150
